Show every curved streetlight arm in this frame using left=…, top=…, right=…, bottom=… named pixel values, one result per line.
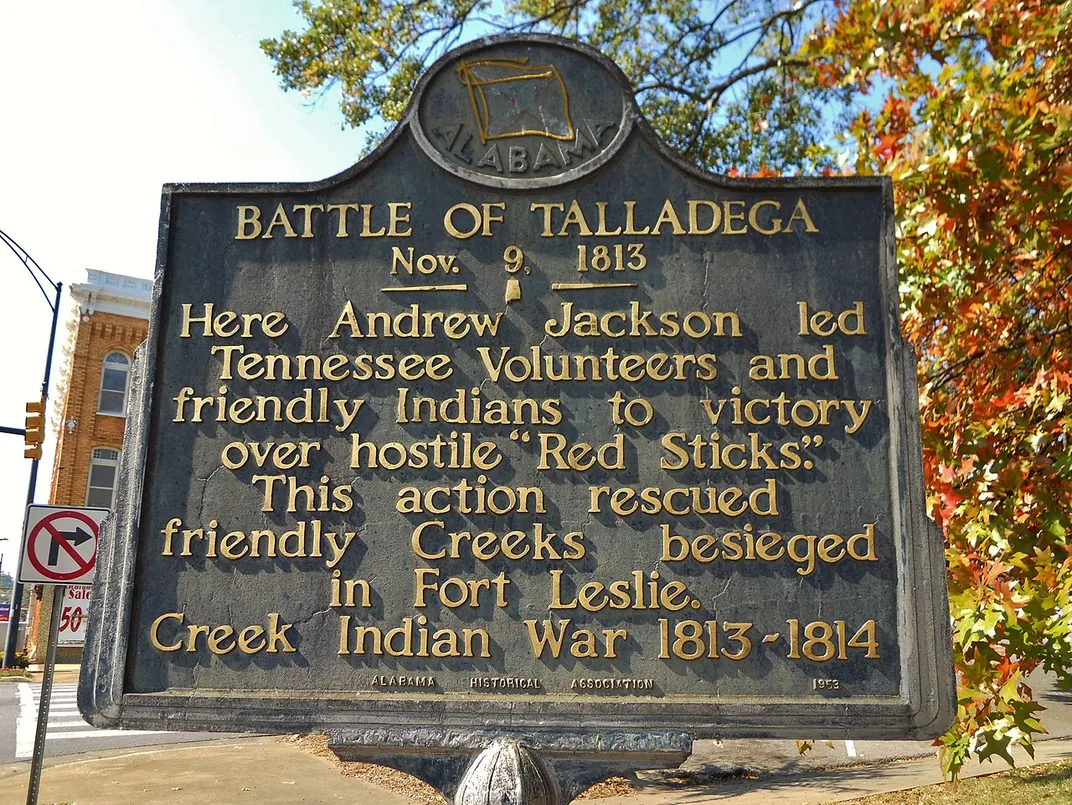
left=0, top=229, right=63, bottom=667
left=0, top=228, right=58, bottom=311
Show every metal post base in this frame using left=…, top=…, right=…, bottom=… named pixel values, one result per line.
left=327, top=728, right=693, bottom=804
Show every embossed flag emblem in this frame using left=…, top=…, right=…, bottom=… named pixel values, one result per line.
left=456, top=57, right=575, bottom=143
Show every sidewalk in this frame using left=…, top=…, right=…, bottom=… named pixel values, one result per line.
left=0, top=734, right=1070, bottom=804
left=0, top=663, right=83, bottom=685
left=0, top=737, right=418, bottom=805
left=30, top=663, right=81, bottom=684
left=601, top=737, right=1072, bottom=804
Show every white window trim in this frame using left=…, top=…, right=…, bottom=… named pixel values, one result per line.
left=86, top=447, right=121, bottom=509
left=97, top=350, right=131, bottom=417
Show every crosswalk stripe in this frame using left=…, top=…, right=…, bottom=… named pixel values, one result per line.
left=43, top=730, right=172, bottom=740
left=14, top=683, right=174, bottom=759
left=15, top=683, right=36, bottom=759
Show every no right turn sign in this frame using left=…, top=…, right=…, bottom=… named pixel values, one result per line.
left=18, top=505, right=109, bottom=585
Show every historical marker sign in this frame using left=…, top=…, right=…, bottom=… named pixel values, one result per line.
left=80, top=35, right=953, bottom=747
left=20, top=505, right=106, bottom=585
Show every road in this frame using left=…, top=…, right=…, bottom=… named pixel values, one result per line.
left=0, top=682, right=226, bottom=763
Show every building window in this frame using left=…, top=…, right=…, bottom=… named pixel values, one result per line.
left=97, top=351, right=130, bottom=415
left=86, top=447, right=120, bottom=509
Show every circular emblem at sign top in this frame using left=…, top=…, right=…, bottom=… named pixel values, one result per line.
left=412, top=37, right=633, bottom=188
left=25, top=509, right=101, bottom=582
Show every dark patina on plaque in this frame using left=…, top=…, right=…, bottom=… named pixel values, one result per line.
left=80, top=34, right=954, bottom=779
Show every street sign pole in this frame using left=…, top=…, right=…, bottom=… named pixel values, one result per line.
left=14, top=505, right=104, bottom=805
left=25, top=582, right=63, bottom=805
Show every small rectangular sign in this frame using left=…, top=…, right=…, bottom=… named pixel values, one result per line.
left=57, top=586, right=91, bottom=645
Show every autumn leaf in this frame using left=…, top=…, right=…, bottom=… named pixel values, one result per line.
left=810, top=0, right=1072, bottom=781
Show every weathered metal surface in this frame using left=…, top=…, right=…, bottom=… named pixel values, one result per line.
left=327, top=728, right=692, bottom=802
left=80, top=34, right=954, bottom=781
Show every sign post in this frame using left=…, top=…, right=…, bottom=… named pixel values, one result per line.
left=19, top=504, right=105, bottom=805
left=25, top=583, right=63, bottom=805
left=80, top=35, right=954, bottom=802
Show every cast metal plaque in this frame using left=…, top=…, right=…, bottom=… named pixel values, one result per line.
left=80, top=34, right=953, bottom=740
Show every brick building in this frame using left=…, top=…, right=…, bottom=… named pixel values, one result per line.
left=26, top=269, right=151, bottom=662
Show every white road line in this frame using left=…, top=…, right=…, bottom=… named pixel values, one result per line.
left=14, top=683, right=171, bottom=759
left=15, top=683, right=36, bottom=759
left=43, top=730, right=172, bottom=741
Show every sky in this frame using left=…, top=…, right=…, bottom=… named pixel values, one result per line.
left=0, top=1, right=366, bottom=584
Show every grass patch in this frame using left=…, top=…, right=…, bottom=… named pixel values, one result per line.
left=0, top=668, right=31, bottom=680
left=843, top=759, right=1072, bottom=804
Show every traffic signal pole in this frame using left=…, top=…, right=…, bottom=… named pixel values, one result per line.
left=3, top=280, right=62, bottom=667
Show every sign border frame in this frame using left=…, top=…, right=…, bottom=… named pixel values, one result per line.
left=18, top=503, right=108, bottom=586
left=79, top=33, right=955, bottom=741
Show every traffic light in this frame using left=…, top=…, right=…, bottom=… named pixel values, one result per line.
left=24, top=398, right=45, bottom=460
